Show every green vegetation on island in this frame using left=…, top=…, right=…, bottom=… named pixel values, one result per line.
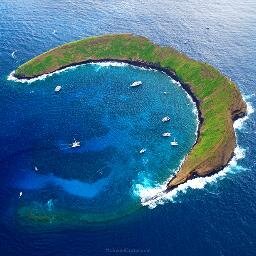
left=14, top=34, right=247, bottom=189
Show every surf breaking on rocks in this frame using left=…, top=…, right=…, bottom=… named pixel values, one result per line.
left=133, top=98, right=253, bottom=209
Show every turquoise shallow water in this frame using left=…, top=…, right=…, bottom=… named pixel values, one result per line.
left=4, top=62, right=197, bottom=222
left=0, top=0, right=256, bottom=255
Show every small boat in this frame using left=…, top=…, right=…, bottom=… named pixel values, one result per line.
left=54, top=85, right=62, bottom=92
left=139, top=148, right=146, bottom=154
left=171, top=139, right=178, bottom=146
left=162, top=116, right=171, bottom=122
left=19, top=191, right=23, bottom=197
left=130, top=81, right=142, bottom=87
left=162, top=132, right=171, bottom=137
left=163, top=91, right=168, bottom=95
left=71, top=139, right=80, bottom=148
left=34, top=166, right=39, bottom=171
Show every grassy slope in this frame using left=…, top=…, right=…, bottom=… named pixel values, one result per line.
left=15, top=34, right=246, bottom=188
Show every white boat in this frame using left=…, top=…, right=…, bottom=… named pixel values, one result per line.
left=162, top=116, right=171, bottom=122
left=163, top=91, right=168, bottom=95
left=55, top=85, right=62, bottom=92
left=130, top=81, right=142, bottom=87
left=34, top=166, right=39, bottom=171
left=71, top=139, right=80, bottom=148
left=162, top=132, right=171, bottom=137
left=139, top=148, right=146, bottom=154
left=19, top=191, right=23, bottom=197
left=171, top=139, right=178, bottom=146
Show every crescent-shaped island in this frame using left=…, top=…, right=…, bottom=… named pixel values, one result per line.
left=13, top=34, right=247, bottom=191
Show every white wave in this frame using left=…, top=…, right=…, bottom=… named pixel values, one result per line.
left=186, top=90, right=199, bottom=134
left=134, top=146, right=245, bottom=209
left=90, top=61, right=128, bottom=67
left=134, top=97, right=253, bottom=208
left=7, top=65, right=78, bottom=84
left=7, top=61, right=172, bottom=85
left=11, top=50, right=17, bottom=59
left=90, top=62, right=129, bottom=72
left=233, top=100, right=254, bottom=130
left=133, top=65, right=158, bottom=72
left=243, top=93, right=255, bottom=100
left=171, top=79, right=181, bottom=86
left=7, top=61, right=133, bottom=84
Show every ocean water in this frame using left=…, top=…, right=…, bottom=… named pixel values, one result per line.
left=4, top=62, right=198, bottom=224
left=0, top=0, right=255, bottom=255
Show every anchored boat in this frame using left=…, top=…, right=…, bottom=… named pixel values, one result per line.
left=71, top=139, right=80, bottom=148
left=162, top=116, right=171, bottom=122
left=130, top=81, right=142, bottom=87
left=171, top=138, right=178, bottom=146
left=139, top=148, right=146, bottom=154
left=55, top=85, right=62, bottom=92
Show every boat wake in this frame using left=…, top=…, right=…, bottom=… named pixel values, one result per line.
left=133, top=97, right=254, bottom=209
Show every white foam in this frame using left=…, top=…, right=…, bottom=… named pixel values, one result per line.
left=134, top=146, right=246, bottom=209
left=11, top=50, right=17, bottom=59
left=243, top=93, right=255, bottom=100
left=7, top=60, right=185, bottom=89
left=7, top=65, right=77, bottom=84
left=90, top=61, right=128, bottom=67
left=7, top=61, right=135, bottom=84
left=134, top=97, right=253, bottom=209
left=171, top=79, right=181, bottom=86
left=186, top=90, right=199, bottom=135
left=233, top=100, right=254, bottom=130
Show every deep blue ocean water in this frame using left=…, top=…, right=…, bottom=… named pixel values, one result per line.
left=0, top=0, right=256, bottom=255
